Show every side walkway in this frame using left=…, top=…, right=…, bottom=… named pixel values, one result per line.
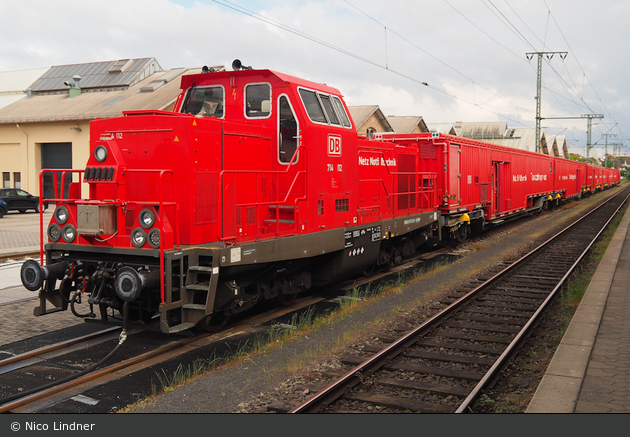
left=527, top=203, right=630, bottom=413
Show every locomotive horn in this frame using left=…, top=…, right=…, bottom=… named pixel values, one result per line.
left=232, top=59, right=252, bottom=71
left=114, top=267, right=160, bottom=302
left=21, top=260, right=70, bottom=292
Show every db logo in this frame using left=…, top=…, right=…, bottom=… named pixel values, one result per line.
left=328, top=135, right=342, bottom=157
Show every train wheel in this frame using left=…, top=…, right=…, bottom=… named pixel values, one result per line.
left=274, top=293, right=297, bottom=306
left=200, top=314, right=230, bottom=332
left=362, top=263, right=376, bottom=277
left=457, top=225, right=468, bottom=242
left=443, top=232, right=458, bottom=247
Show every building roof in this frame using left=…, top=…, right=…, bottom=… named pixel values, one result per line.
left=454, top=121, right=508, bottom=140
left=29, top=58, right=161, bottom=93
left=0, top=67, right=197, bottom=124
left=546, top=134, right=569, bottom=159
left=484, top=127, right=538, bottom=152
left=347, top=105, right=393, bottom=132
left=0, top=67, right=51, bottom=110
left=427, top=123, right=458, bottom=135
left=386, top=115, right=428, bottom=134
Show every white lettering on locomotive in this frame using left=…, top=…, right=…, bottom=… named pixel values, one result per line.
left=328, top=134, right=342, bottom=157
left=358, top=156, right=397, bottom=167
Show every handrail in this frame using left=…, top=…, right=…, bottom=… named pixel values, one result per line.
left=125, top=169, right=180, bottom=303
left=37, top=168, right=179, bottom=304
left=357, top=149, right=438, bottom=215
left=38, top=169, right=86, bottom=264
left=219, top=145, right=306, bottom=241
left=359, top=173, right=438, bottom=216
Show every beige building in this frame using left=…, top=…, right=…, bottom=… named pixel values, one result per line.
left=0, top=58, right=196, bottom=197
left=348, top=105, right=393, bottom=138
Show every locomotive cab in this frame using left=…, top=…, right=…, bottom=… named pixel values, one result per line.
left=24, top=64, right=394, bottom=332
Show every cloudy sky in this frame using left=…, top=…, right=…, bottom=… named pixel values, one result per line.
left=1, top=0, right=628, bottom=157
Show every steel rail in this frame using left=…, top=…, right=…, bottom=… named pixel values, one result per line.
left=289, top=188, right=629, bottom=413
left=0, top=331, right=212, bottom=413
left=456, top=189, right=630, bottom=412
left=0, top=326, right=120, bottom=368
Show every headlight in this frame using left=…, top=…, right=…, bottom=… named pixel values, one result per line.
left=48, top=224, right=61, bottom=242
left=61, top=224, right=76, bottom=243
left=94, top=145, right=108, bottom=162
left=131, top=228, right=147, bottom=248
left=139, top=208, right=156, bottom=229
left=148, top=229, right=160, bottom=248
left=54, top=205, right=69, bottom=224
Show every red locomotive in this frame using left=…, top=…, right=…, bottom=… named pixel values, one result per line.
left=20, top=61, right=621, bottom=333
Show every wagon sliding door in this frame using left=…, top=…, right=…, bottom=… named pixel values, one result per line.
left=448, top=145, right=460, bottom=207
left=494, top=162, right=511, bottom=213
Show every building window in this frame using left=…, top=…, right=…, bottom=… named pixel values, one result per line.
left=13, top=172, right=21, bottom=189
left=366, top=128, right=376, bottom=139
left=2, top=173, right=9, bottom=188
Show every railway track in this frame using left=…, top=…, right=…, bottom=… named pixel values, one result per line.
left=0, top=189, right=623, bottom=413
left=0, top=290, right=333, bottom=413
left=0, top=325, right=195, bottom=413
left=285, top=187, right=629, bottom=413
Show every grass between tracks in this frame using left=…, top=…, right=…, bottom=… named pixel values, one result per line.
left=121, top=259, right=454, bottom=412
left=123, top=187, right=629, bottom=412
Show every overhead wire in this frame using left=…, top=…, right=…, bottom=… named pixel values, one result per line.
left=210, top=0, right=532, bottom=125
left=493, top=0, right=617, bottom=147
left=210, top=0, right=620, bottom=148
left=542, top=0, right=624, bottom=145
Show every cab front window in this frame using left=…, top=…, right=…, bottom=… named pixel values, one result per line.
left=181, top=86, right=224, bottom=118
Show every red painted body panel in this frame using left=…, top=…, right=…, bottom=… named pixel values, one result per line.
left=32, top=66, right=622, bottom=333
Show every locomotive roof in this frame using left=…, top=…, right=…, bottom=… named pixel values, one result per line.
left=179, top=68, right=344, bottom=97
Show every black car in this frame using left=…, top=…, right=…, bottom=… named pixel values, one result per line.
left=0, top=188, right=46, bottom=213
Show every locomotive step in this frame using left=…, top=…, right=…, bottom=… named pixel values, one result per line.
left=167, top=322, right=197, bottom=333
left=188, top=266, right=214, bottom=273
left=185, top=284, right=209, bottom=291
left=263, top=219, right=295, bottom=224
left=183, top=303, right=206, bottom=310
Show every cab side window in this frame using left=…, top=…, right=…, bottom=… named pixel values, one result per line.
left=332, top=96, right=352, bottom=127
left=299, top=89, right=327, bottom=123
left=319, top=95, right=340, bottom=125
left=245, top=83, right=271, bottom=118
left=299, top=88, right=351, bottom=128
left=278, top=96, right=299, bottom=164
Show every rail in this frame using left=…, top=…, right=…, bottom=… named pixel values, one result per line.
left=289, top=187, right=629, bottom=413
